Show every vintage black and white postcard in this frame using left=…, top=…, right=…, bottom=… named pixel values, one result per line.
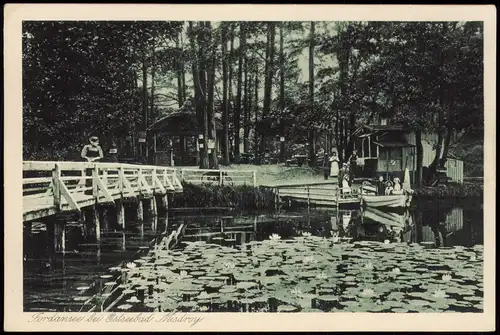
left=4, top=3, right=496, bottom=332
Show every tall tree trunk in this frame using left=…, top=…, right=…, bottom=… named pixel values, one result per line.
left=234, top=23, right=246, bottom=163
left=206, top=22, right=218, bottom=169
left=430, top=23, right=449, bottom=177
left=346, top=103, right=356, bottom=158
left=431, top=111, right=444, bottom=172
left=415, top=129, right=424, bottom=186
left=337, top=27, right=350, bottom=163
left=260, top=22, right=275, bottom=156
left=338, top=113, right=344, bottom=163
left=148, top=37, right=156, bottom=164
left=189, top=22, right=200, bottom=167
left=253, top=66, right=260, bottom=154
left=199, top=21, right=209, bottom=169
left=228, top=23, right=235, bottom=162
left=440, top=99, right=454, bottom=169
left=279, top=22, right=286, bottom=163
left=150, top=37, right=156, bottom=121
left=180, top=32, right=186, bottom=104
left=308, top=21, right=316, bottom=167
left=141, top=49, right=148, bottom=160
left=243, top=53, right=250, bottom=153
left=176, top=33, right=184, bottom=108
left=441, top=127, right=452, bottom=168
left=221, top=22, right=230, bottom=165
left=189, top=21, right=208, bottom=169
left=247, top=71, right=253, bottom=154
left=334, top=110, right=340, bottom=156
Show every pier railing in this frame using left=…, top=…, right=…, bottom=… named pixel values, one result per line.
left=23, top=161, right=182, bottom=221
left=261, top=181, right=361, bottom=209
left=176, top=168, right=257, bottom=187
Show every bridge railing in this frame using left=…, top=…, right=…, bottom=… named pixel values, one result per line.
left=23, top=161, right=182, bottom=213
left=176, top=168, right=257, bottom=187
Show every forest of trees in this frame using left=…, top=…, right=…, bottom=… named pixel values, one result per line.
left=22, top=21, right=483, bottom=184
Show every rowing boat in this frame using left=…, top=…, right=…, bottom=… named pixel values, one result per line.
left=362, top=206, right=406, bottom=228
left=361, top=192, right=412, bottom=208
left=360, top=167, right=414, bottom=208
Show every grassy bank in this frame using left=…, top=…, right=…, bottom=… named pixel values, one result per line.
left=414, top=183, right=483, bottom=198
left=170, top=182, right=276, bottom=210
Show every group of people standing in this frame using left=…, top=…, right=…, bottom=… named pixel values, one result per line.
left=323, top=150, right=359, bottom=189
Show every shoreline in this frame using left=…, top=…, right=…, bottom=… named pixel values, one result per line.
left=170, top=182, right=483, bottom=210
left=413, top=183, right=484, bottom=199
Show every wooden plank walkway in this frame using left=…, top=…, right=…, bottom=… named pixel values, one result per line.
left=23, top=161, right=183, bottom=222
left=261, top=181, right=362, bottom=209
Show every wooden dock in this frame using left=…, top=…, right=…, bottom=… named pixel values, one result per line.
left=261, top=181, right=362, bottom=209
left=23, top=161, right=183, bottom=222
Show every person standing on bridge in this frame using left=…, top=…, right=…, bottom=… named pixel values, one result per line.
left=81, top=136, right=104, bottom=195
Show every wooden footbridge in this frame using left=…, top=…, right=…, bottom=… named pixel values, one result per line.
left=22, top=161, right=257, bottom=253
left=23, top=161, right=184, bottom=222
left=23, top=162, right=258, bottom=223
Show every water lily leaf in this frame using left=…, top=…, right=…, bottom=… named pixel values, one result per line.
left=463, top=296, right=483, bottom=302
left=408, top=299, right=431, bottom=306
left=179, top=301, right=198, bottom=309
left=219, top=286, right=238, bottom=294
left=236, top=282, right=259, bottom=290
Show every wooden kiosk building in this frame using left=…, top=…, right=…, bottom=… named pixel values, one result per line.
left=148, top=101, right=222, bottom=167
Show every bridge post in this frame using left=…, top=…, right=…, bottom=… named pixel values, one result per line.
left=118, top=166, right=124, bottom=196
left=52, top=163, right=61, bottom=210
left=159, top=194, right=168, bottom=213
left=116, top=200, right=125, bottom=229
left=93, top=165, right=99, bottom=201
left=274, top=188, right=279, bottom=211
left=307, top=186, right=311, bottom=210
left=136, top=199, right=144, bottom=222
left=101, top=207, right=110, bottom=232
left=93, top=205, right=101, bottom=242
left=53, top=218, right=66, bottom=253
left=80, top=210, right=89, bottom=237
left=83, top=205, right=101, bottom=242
left=149, top=196, right=158, bottom=217
left=121, top=232, right=126, bottom=251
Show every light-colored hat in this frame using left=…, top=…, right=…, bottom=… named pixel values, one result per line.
left=90, top=136, right=99, bottom=143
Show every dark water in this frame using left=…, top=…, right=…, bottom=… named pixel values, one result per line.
left=23, top=199, right=483, bottom=312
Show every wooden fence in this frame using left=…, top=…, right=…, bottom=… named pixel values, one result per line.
left=176, top=168, right=257, bottom=187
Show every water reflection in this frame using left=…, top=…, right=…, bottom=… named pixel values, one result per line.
left=23, top=216, right=178, bottom=312
left=23, top=199, right=483, bottom=312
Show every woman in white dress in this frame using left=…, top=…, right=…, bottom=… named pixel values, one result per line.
left=329, top=151, right=340, bottom=178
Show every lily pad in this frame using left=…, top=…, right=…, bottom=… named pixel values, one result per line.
left=236, top=282, right=259, bottom=290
